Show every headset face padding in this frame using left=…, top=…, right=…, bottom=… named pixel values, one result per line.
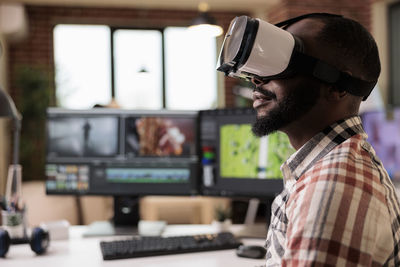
left=0, top=229, right=11, bottom=258
left=30, top=227, right=50, bottom=255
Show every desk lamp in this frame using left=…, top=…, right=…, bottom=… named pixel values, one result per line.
left=0, top=86, right=23, bottom=204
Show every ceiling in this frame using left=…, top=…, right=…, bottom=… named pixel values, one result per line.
left=4, top=0, right=280, bottom=13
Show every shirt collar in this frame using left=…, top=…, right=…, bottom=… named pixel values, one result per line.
left=281, top=116, right=367, bottom=183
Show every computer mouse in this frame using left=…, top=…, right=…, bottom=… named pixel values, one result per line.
left=236, top=244, right=267, bottom=259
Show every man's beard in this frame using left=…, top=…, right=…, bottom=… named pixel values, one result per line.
left=252, top=82, right=320, bottom=137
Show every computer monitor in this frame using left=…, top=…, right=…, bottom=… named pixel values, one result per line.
left=45, top=108, right=199, bottom=196
left=199, top=108, right=295, bottom=199
left=361, top=109, right=400, bottom=182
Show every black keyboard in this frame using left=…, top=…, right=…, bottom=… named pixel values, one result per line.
left=100, top=232, right=242, bottom=260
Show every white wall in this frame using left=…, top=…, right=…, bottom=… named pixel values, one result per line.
left=372, top=1, right=389, bottom=105
left=371, top=0, right=400, bottom=106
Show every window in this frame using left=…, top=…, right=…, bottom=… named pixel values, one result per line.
left=165, top=27, right=217, bottom=110
left=54, top=25, right=218, bottom=110
left=113, top=29, right=163, bottom=109
left=54, top=25, right=111, bottom=109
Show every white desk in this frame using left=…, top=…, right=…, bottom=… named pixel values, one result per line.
left=0, top=225, right=266, bottom=267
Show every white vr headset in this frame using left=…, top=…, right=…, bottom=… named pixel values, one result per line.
left=216, top=13, right=376, bottom=100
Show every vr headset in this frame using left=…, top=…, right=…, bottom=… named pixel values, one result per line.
left=216, top=13, right=376, bottom=100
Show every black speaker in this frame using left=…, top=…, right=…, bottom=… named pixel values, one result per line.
left=0, top=229, right=10, bottom=257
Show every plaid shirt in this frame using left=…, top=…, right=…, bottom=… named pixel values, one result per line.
left=265, top=116, right=400, bottom=266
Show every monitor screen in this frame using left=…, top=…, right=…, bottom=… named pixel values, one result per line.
left=219, top=123, right=291, bottom=179
left=45, top=108, right=199, bottom=196
left=361, top=109, right=400, bottom=181
left=47, top=116, right=119, bottom=158
left=125, top=116, right=196, bottom=158
left=200, top=108, right=295, bottom=198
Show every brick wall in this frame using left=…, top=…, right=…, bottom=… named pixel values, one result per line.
left=267, top=0, right=373, bottom=30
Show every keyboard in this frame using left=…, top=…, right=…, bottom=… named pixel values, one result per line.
left=100, top=232, right=242, bottom=260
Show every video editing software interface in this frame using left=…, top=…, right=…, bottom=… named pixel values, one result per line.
left=46, top=109, right=199, bottom=196
left=45, top=108, right=294, bottom=198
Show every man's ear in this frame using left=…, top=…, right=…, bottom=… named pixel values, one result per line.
left=327, top=86, right=347, bottom=101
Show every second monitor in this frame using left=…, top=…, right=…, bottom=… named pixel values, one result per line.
left=200, top=108, right=294, bottom=199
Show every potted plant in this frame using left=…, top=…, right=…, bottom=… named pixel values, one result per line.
left=212, top=205, right=232, bottom=232
left=15, top=65, right=53, bottom=182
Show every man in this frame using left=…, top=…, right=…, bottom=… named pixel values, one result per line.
left=249, top=14, right=400, bottom=266
left=217, top=13, right=400, bottom=266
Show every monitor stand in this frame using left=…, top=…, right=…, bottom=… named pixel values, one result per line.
left=112, top=196, right=140, bottom=235
left=82, top=196, right=140, bottom=237
left=235, top=198, right=271, bottom=239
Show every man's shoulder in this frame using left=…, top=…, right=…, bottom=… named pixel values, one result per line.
left=312, top=133, right=376, bottom=173
left=326, top=132, right=369, bottom=160
left=296, top=134, right=385, bottom=195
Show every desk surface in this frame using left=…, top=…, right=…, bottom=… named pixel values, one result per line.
left=1, top=225, right=266, bottom=267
